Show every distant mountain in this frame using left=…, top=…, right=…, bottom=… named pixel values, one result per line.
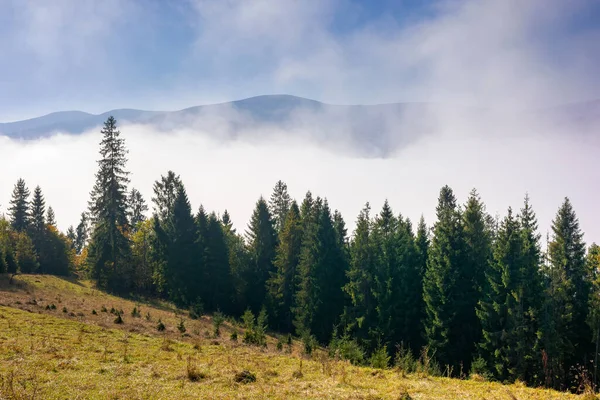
left=1, top=95, right=598, bottom=157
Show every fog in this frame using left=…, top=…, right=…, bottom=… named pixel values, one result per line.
left=1, top=111, right=598, bottom=244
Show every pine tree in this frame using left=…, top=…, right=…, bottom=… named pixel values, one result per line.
left=9, top=178, right=30, bottom=232
left=344, top=203, right=376, bottom=344
left=545, top=198, right=590, bottom=388
left=245, top=197, right=277, bottom=314
left=461, top=189, right=492, bottom=370
left=87, top=116, right=131, bottom=290
left=46, top=207, right=56, bottom=227
left=29, top=186, right=49, bottom=273
left=128, top=188, right=148, bottom=230
left=75, top=212, right=89, bottom=254
left=204, top=212, right=234, bottom=313
left=423, top=186, right=467, bottom=373
left=268, top=201, right=302, bottom=332
left=269, top=180, right=291, bottom=233
left=66, top=226, right=76, bottom=249
left=587, top=243, right=600, bottom=387
left=152, top=171, right=183, bottom=222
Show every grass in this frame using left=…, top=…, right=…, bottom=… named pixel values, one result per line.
left=0, top=274, right=589, bottom=399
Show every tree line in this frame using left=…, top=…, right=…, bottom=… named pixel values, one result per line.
left=1, top=116, right=599, bottom=392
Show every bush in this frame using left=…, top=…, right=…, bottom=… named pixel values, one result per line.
left=110, top=307, right=116, bottom=314
left=369, top=345, right=391, bottom=369
left=156, top=319, right=166, bottom=332
left=114, top=314, right=123, bottom=324
left=234, top=370, right=256, bottom=384
left=189, top=302, right=204, bottom=320
left=91, top=309, right=97, bottom=315
left=241, top=309, right=267, bottom=347
left=213, top=311, right=224, bottom=337
left=301, top=331, right=317, bottom=356
left=177, top=319, right=186, bottom=334
left=470, top=356, right=491, bottom=381
left=145, top=312, right=151, bottom=321
left=329, top=334, right=364, bottom=365
left=276, top=336, right=284, bottom=351
left=395, top=343, right=416, bottom=374
left=101, top=305, right=107, bottom=313
left=62, top=306, right=68, bottom=313
left=230, top=330, right=238, bottom=342
left=131, top=307, right=141, bottom=318
left=186, top=356, right=206, bottom=382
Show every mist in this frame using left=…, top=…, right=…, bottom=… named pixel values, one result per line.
left=1, top=110, right=598, bottom=245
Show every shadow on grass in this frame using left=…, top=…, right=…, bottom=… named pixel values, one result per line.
left=0, top=273, right=36, bottom=293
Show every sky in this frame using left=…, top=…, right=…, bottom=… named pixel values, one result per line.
left=0, top=0, right=599, bottom=243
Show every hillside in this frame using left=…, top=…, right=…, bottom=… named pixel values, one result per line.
left=0, top=274, right=584, bottom=399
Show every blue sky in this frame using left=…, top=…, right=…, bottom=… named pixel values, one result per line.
left=1, top=0, right=600, bottom=120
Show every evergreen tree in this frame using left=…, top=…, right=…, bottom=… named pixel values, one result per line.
left=87, top=116, right=131, bottom=290
left=344, top=203, right=376, bottom=344
left=46, top=207, right=56, bottom=227
left=9, top=178, right=30, bottom=232
left=545, top=198, right=590, bottom=388
left=29, top=186, right=49, bottom=273
left=245, top=197, right=277, bottom=313
left=587, top=243, right=600, bottom=387
left=75, top=212, right=89, bottom=254
left=66, top=226, right=76, bottom=249
left=269, top=180, right=291, bottom=233
left=461, top=189, right=492, bottom=369
left=128, top=188, right=148, bottom=230
left=152, top=171, right=182, bottom=222
left=204, top=212, right=234, bottom=313
left=268, top=201, right=302, bottom=332
left=423, top=186, right=468, bottom=373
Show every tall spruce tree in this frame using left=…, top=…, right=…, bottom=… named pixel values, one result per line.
left=268, top=201, right=302, bottom=332
left=245, top=197, right=277, bottom=313
left=29, top=186, right=49, bottom=273
left=9, top=178, right=30, bottom=232
left=423, top=186, right=468, bottom=373
left=344, top=203, right=376, bottom=344
left=152, top=171, right=183, bottom=222
left=204, top=212, right=234, bottom=313
left=269, top=180, right=292, bottom=233
left=587, top=243, right=600, bottom=387
left=461, top=189, right=492, bottom=370
left=545, top=198, right=590, bottom=388
left=75, top=212, right=89, bottom=254
left=46, top=207, right=56, bottom=227
left=87, top=116, right=131, bottom=290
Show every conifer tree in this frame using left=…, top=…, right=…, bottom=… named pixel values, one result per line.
left=545, top=198, right=590, bottom=387
left=245, top=197, right=277, bottom=313
left=29, top=186, right=49, bottom=273
left=46, top=207, right=56, bottom=227
left=152, top=171, right=182, bottom=222
left=66, top=226, right=76, bottom=249
left=204, top=212, right=234, bottom=313
left=423, top=186, right=467, bottom=372
left=9, top=178, right=30, bottom=232
left=269, top=180, right=292, bottom=233
left=461, top=189, right=492, bottom=369
left=344, top=203, right=376, bottom=343
left=75, top=212, right=89, bottom=254
left=87, top=116, right=131, bottom=290
left=128, top=188, right=148, bottom=230
left=268, top=201, right=302, bottom=332
left=587, top=243, right=600, bottom=386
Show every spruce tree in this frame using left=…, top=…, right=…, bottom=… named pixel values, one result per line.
left=87, top=116, right=131, bottom=290
left=75, top=212, right=89, bottom=254
left=423, top=186, right=467, bottom=373
left=46, top=207, right=56, bottom=227
left=245, top=197, right=277, bottom=313
left=545, top=198, right=590, bottom=387
left=9, top=178, right=30, bottom=232
left=268, top=201, right=302, bottom=332
left=587, top=243, right=600, bottom=387
left=204, top=212, right=234, bottom=313
left=461, top=189, right=492, bottom=370
left=152, top=171, right=183, bottom=222
left=29, top=186, right=49, bottom=273
left=128, top=188, right=148, bottom=230
left=269, top=180, right=291, bottom=233
left=344, top=203, right=375, bottom=344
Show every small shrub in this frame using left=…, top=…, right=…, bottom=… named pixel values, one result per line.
left=470, top=356, right=491, bottom=381
left=276, top=336, right=284, bottom=352
left=145, top=312, right=151, bottom=321
left=302, top=332, right=317, bottom=356
left=62, top=306, right=68, bottom=313
left=241, top=309, right=267, bottom=347
left=101, top=305, right=107, bottom=313
left=156, top=319, right=166, bottom=332
left=114, top=314, right=124, bottom=324
left=234, top=370, right=256, bottom=384
left=369, top=345, right=391, bottom=369
left=178, top=319, right=186, bottom=334
left=131, top=307, right=141, bottom=318
left=110, top=307, right=116, bottom=314
left=212, top=311, right=224, bottom=337
left=91, top=309, right=97, bottom=315
left=328, top=334, right=364, bottom=365
left=395, top=343, right=416, bottom=374
left=50, top=303, right=56, bottom=310
left=230, top=330, right=238, bottom=342
left=186, top=356, right=206, bottom=382
left=189, top=302, right=204, bottom=320
left=45, top=305, right=50, bottom=310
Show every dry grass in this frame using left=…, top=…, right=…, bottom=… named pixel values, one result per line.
left=0, top=274, right=588, bottom=399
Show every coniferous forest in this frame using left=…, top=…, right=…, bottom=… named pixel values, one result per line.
left=2, top=117, right=599, bottom=393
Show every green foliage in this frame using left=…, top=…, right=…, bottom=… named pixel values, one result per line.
left=178, top=319, right=186, bottom=333
left=213, top=311, right=225, bottom=337
left=369, top=344, right=391, bottom=369
left=131, top=307, right=141, bottom=318
left=329, top=333, right=365, bottom=365
left=156, top=319, right=166, bottom=332
left=9, top=178, right=31, bottom=232
left=189, top=302, right=204, bottom=320
left=242, top=308, right=267, bottom=347
left=394, top=343, right=416, bottom=373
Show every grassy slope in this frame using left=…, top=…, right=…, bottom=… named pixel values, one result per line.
left=0, top=274, right=584, bottom=400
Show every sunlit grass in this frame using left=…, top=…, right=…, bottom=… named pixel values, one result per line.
left=0, top=274, right=586, bottom=399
